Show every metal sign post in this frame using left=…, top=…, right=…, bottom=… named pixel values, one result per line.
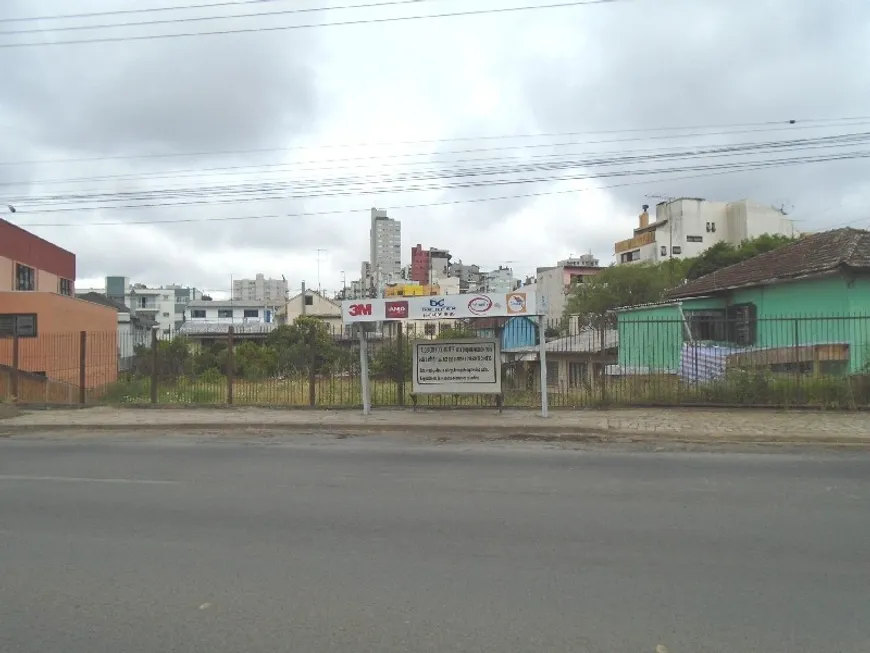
left=359, top=326, right=371, bottom=416
left=538, top=316, right=549, bottom=418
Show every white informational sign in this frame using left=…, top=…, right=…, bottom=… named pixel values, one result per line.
left=342, top=291, right=536, bottom=324
left=412, top=338, right=502, bottom=395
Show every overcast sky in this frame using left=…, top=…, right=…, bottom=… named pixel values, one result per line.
left=2, top=0, right=869, bottom=298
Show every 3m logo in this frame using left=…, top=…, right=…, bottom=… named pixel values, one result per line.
left=348, top=304, right=373, bottom=317
left=385, top=301, right=409, bottom=319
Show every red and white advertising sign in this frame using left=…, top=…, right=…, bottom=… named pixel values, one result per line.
left=341, top=291, right=537, bottom=323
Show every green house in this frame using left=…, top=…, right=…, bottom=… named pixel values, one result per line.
left=616, top=228, right=870, bottom=378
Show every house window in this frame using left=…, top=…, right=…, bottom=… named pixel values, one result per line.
left=162, top=312, right=170, bottom=317
left=15, top=264, right=35, bottom=291
left=0, top=314, right=38, bottom=337
left=661, top=246, right=667, bottom=257
left=706, top=222, right=717, bottom=233
left=217, top=309, right=233, bottom=318
left=672, top=246, right=682, bottom=255
left=191, top=309, right=206, bottom=318
left=424, top=323, right=436, bottom=336
left=243, top=309, right=259, bottom=318
left=727, top=303, right=757, bottom=346
left=304, top=295, right=314, bottom=306
left=568, top=362, right=587, bottom=387
left=546, top=361, right=559, bottom=386
left=687, top=235, right=703, bottom=243
left=686, top=310, right=727, bottom=342
left=58, top=278, right=73, bottom=296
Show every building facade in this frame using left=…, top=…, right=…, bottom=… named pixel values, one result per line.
left=370, top=207, right=402, bottom=289
left=79, top=277, right=202, bottom=337
left=280, top=290, right=342, bottom=332
left=536, top=255, right=601, bottom=325
left=0, top=218, right=75, bottom=296
left=186, top=299, right=276, bottom=324
left=482, top=266, right=517, bottom=293
left=232, top=273, right=288, bottom=303
left=614, top=199, right=798, bottom=265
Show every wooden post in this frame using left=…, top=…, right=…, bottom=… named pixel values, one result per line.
left=396, top=321, right=405, bottom=406
left=79, top=331, right=87, bottom=405
left=227, top=326, right=235, bottom=405
left=10, top=333, right=19, bottom=402
left=150, top=328, right=159, bottom=404
left=308, top=324, right=317, bottom=407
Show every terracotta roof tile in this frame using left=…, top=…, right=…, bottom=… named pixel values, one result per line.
left=667, top=228, right=870, bottom=299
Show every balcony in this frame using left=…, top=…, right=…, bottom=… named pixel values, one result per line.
left=614, top=231, right=655, bottom=254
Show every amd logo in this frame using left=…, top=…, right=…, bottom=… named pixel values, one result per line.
left=348, top=304, right=373, bottom=317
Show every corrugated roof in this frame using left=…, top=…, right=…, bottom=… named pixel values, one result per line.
left=503, top=329, right=618, bottom=355
left=76, top=292, right=130, bottom=312
left=667, top=228, right=870, bottom=299
left=177, top=321, right=277, bottom=335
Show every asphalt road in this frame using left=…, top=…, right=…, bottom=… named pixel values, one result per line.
left=1, top=433, right=868, bottom=653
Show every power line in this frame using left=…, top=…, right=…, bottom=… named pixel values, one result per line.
left=15, top=150, right=869, bottom=226
left=0, top=0, right=442, bottom=36
left=8, top=132, right=870, bottom=206
left=0, top=0, right=292, bottom=24
left=0, top=0, right=626, bottom=48
left=3, top=116, right=868, bottom=169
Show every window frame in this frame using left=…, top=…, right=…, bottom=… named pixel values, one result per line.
left=243, top=309, right=259, bottom=318
left=217, top=309, right=234, bottom=319
left=15, top=263, right=35, bottom=291
left=190, top=309, right=206, bottom=319
left=58, top=278, right=73, bottom=296
left=0, top=313, right=38, bottom=338
left=686, top=235, right=703, bottom=243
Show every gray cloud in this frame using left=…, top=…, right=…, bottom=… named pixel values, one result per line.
left=3, top=0, right=869, bottom=292
left=519, top=0, right=870, bottom=232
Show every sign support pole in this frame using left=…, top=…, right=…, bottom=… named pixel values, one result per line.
left=359, top=326, right=371, bottom=415
left=538, top=316, right=549, bottom=418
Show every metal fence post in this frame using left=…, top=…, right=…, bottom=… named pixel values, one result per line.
left=396, top=321, right=405, bottom=406
left=10, top=332, right=19, bottom=402
left=150, top=328, right=159, bottom=404
left=227, top=326, right=235, bottom=405
left=308, top=324, right=317, bottom=407
left=79, top=331, right=87, bottom=405
left=599, top=323, right=607, bottom=405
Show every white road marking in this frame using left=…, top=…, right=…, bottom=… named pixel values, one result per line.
left=199, top=603, right=212, bottom=610
left=0, top=475, right=177, bottom=485
left=656, top=646, right=670, bottom=653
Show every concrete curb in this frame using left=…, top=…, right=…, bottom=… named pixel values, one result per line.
left=2, top=420, right=868, bottom=447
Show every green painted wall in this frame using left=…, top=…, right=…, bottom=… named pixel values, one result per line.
left=617, top=273, right=870, bottom=374
left=617, top=304, right=690, bottom=372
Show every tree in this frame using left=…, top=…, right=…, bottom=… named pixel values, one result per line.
left=264, top=316, right=342, bottom=375
left=563, top=234, right=798, bottom=326
left=564, top=263, right=673, bottom=327
left=685, top=233, right=796, bottom=280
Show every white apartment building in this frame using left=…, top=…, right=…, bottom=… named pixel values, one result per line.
left=615, top=198, right=798, bottom=265
left=232, top=273, right=288, bottom=303
left=186, top=300, right=276, bottom=324
left=369, top=207, right=402, bottom=289
left=536, top=254, right=601, bottom=325
left=482, top=266, right=517, bottom=293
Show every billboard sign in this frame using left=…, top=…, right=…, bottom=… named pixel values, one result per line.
left=411, top=338, right=501, bottom=394
left=341, top=291, right=536, bottom=324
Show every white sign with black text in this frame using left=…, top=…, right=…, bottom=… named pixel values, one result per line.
left=412, top=338, right=501, bottom=395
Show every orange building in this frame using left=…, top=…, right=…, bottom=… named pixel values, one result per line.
left=0, top=219, right=119, bottom=400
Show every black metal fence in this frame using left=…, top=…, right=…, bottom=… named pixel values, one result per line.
left=3, top=314, right=870, bottom=409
